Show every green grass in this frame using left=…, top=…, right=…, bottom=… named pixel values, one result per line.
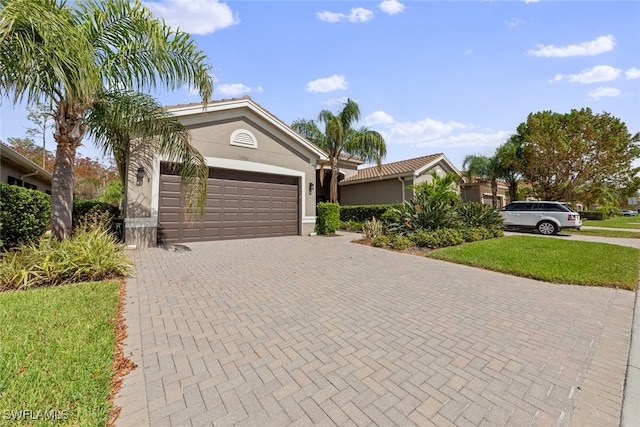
left=582, top=216, right=640, bottom=229
left=566, top=228, right=640, bottom=238
left=0, top=281, right=120, bottom=426
left=428, top=236, right=639, bottom=290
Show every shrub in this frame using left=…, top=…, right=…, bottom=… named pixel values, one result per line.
left=316, top=202, right=340, bottom=235
left=0, top=183, right=51, bottom=250
left=0, top=223, right=132, bottom=291
left=457, top=202, right=504, bottom=228
left=372, top=234, right=390, bottom=248
left=339, top=220, right=364, bottom=232
left=389, top=234, right=413, bottom=250
left=581, top=211, right=606, bottom=220
left=363, top=217, right=384, bottom=240
left=73, top=200, right=120, bottom=231
left=340, top=204, right=400, bottom=222
left=409, top=228, right=464, bottom=249
left=461, top=227, right=503, bottom=242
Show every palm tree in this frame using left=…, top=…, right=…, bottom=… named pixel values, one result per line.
left=462, top=154, right=502, bottom=208
left=0, top=0, right=213, bottom=239
left=85, top=90, right=208, bottom=217
left=291, top=99, right=386, bottom=203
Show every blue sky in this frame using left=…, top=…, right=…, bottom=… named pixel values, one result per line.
left=1, top=0, right=638, bottom=170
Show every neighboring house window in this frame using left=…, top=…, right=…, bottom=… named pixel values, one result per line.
left=230, top=129, right=257, bottom=149
left=23, top=182, right=37, bottom=190
left=7, top=176, right=23, bottom=187
left=46, top=190, right=51, bottom=195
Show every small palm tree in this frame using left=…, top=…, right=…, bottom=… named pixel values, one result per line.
left=462, top=154, right=502, bottom=208
left=0, top=0, right=213, bottom=239
left=292, top=99, right=386, bottom=203
left=85, top=90, right=208, bottom=215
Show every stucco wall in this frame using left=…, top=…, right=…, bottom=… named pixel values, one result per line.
left=340, top=178, right=407, bottom=206
left=0, top=158, right=52, bottom=193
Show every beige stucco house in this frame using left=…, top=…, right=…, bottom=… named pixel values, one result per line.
left=338, top=153, right=463, bottom=206
left=0, top=142, right=52, bottom=193
left=124, top=97, right=328, bottom=247
left=460, top=180, right=509, bottom=208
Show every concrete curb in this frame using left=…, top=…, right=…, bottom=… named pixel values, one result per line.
left=621, top=289, right=640, bottom=426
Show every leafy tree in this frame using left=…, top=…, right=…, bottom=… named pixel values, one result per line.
left=6, top=137, right=54, bottom=171
left=494, top=136, right=524, bottom=202
left=513, top=108, right=640, bottom=202
left=0, top=0, right=213, bottom=239
left=25, top=102, right=54, bottom=170
left=291, top=99, right=386, bottom=203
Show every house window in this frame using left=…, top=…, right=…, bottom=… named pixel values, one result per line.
left=7, top=176, right=23, bottom=187
left=23, top=182, right=37, bottom=190
left=230, top=129, right=257, bottom=149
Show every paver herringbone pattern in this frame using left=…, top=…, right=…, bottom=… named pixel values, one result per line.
left=115, top=234, right=634, bottom=426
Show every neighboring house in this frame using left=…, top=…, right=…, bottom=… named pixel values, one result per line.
left=0, top=142, right=52, bottom=194
left=338, top=153, right=463, bottom=206
left=460, top=180, right=509, bottom=208
left=124, top=96, right=328, bottom=247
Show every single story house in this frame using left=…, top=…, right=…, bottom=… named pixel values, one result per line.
left=0, top=142, right=52, bottom=193
left=124, top=96, right=328, bottom=247
left=460, top=180, right=509, bottom=208
left=338, top=153, right=463, bottom=206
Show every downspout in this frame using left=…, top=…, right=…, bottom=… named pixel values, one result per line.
left=398, top=176, right=405, bottom=203
left=19, top=169, right=39, bottom=185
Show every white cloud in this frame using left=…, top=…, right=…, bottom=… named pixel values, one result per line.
left=317, top=8, right=374, bottom=23
left=528, top=35, right=615, bottom=57
left=215, top=83, right=262, bottom=97
left=386, top=118, right=470, bottom=144
left=524, top=0, right=540, bottom=3
left=506, top=19, right=523, bottom=28
left=365, top=111, right=394, bottom=125
left=415, top=131, right=512, bottom=150
left=551, top=65, right=620, bottom=84
left=142, top=0, right=239, bottom=35
left=306, top=75, right=347, bottom=93
left=379, top=0, right=404, bottom=15
left=324, top=97, right=351, bottom=106
left=464, top=49, right=473, bottom=55
left=588, top=87, right=621, bottom=100
left=626, top=68, right=640, bottom=80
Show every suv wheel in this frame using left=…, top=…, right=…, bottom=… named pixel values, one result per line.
left=537, top=221, right=557, bottom=235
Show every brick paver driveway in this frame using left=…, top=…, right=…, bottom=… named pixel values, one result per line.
left=115, top=233, right=634, bottom=427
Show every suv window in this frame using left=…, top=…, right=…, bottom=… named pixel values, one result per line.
left=541, top=203, right=569, bottom=212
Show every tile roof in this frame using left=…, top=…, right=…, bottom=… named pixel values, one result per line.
left=342, top=153, right=444, bottom=183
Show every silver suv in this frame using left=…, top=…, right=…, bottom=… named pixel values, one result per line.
left=501, top=201, right=582, bottom=235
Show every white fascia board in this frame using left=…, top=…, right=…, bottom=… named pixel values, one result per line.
left=414, top=154, right=463, bottom=179
left=168, top=99, right=328, bottom=163
left=339, top=172, right=413, bottom=186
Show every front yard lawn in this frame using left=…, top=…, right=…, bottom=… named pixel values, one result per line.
left=566, top=228, right=640, bottom=238
left=583, top=216, right=640, bottom=229
left=428, top=236, right=639, bottom=290
left=0, top=280, right=120, bottom=426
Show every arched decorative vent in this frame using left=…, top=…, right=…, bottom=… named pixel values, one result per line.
left=230, top=129, right=257, bottom=149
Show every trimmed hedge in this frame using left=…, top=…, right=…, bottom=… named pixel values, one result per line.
left=580, top=211, right=606, bottom=220
left=316, top=202, right=340, bottom=235
left=340, top=204, right=401, bottom=222
left=0, top=183, right=51, bottom=250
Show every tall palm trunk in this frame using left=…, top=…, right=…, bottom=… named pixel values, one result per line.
left=329, top=156, right=339, bottom=203
left=50, top=102, right=87, bottom=240
left=491, top=179, right=498, bottom=208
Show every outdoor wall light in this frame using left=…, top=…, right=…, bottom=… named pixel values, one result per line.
left=136, top=166, right=145, bottom=186
left=309, top=182, right=314, bottom=195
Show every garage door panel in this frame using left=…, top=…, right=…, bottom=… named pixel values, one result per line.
left=159, top=166, right=299, bottom=243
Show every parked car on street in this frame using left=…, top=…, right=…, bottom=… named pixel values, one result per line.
left=500, top=201, right=582, bottom=235
left=621, top=210, right=638, bottom=216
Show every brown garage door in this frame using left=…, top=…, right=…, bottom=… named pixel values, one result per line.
left=158, top=164, right=299, bottom=243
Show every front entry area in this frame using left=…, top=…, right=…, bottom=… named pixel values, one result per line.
left=158, top=163, right=299, bottom=243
